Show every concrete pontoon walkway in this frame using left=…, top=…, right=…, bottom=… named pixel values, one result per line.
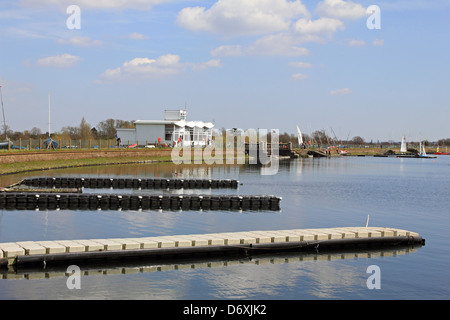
left=0, top=227, right=424, bottom=267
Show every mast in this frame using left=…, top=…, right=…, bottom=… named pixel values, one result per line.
left=48, top=91, right=51, bottom=137
left=296, top=125, right=303, bottom=146
left=0, top=86, right=6, bottom=137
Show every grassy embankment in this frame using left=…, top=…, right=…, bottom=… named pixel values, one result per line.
left=0, top=149, right=173, bottom=175
left=0, top=147, right=245, bottom=175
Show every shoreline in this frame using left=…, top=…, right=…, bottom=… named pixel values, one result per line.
left=0, top=146, right=440, bottom=176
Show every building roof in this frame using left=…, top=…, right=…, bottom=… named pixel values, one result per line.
left=134, top=120, right=214, bottom=128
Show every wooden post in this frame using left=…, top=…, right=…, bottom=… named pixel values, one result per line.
left=29, top=138, right=31, bottom=151
left=19, top=138, right=22, bottom=150
left=39, top=138, right=42, bottom=150
left=8, top=138, right=10, bottom=151
left=89, top=139, right=91, bottom=149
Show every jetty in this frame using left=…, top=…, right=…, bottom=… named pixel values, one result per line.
left=0, top=227, right=424, bottom=268
left=0, top=192, right=282, bottom=211
left=244, top=142, right=298, bottom=163
left=17, top=177, right=240, bottom=189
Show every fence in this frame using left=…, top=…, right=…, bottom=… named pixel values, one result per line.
left=0, top=138, right=174, bottom=151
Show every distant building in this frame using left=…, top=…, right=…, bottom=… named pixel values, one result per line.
left=116, top=110, right=214, bottom=147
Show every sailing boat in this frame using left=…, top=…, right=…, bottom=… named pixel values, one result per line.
left=433, top=145, right=450, bottom=155
left=296, top=125, right=303, bottom=147
left=400, top=136, right=407, bottom=153
left=418, top=141, right=436, bottom=158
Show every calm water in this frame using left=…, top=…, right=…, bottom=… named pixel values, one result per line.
left=0, top=156, right=449, bottom=300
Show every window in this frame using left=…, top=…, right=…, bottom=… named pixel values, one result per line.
left=165, top=124, right=174, bottom=141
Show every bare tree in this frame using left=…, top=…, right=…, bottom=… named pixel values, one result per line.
left=351, top=136, right=365, bottom=145
left=79, top=117, right=92, bottom=140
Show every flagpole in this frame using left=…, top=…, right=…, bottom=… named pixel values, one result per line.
left=48, top=91, right=51, bottom=138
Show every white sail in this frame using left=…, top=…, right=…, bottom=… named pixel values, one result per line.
left=400, top=136, right=407, bottom=153
left=421, top=142, right=427, bottom=156
left=297, top=125, right=303, bottom=145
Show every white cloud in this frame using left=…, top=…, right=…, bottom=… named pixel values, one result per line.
left=56, top=36, right=102, bottom=47
left=211, top=33, right=310, bottom=57
left=372, top=38, right=384, bottom=46
left=189, top=59, right=223, bottom=71
left=180, top=0, right=366, bottom=58
left=289, top=61, right=313, bottom=68
left=177, top=0, right=310, bottom=36
left=128, top=32, right=149, bottom=40
left=316, top=0, right=368, bottom=20
left=294, top=17, right=345, bottom=38
left=98, top=54, right=222, bottom=82
left=347, top=39, right=365, bottom=46
left=36, top=53, right=80, bottom=68
left=291, top=73, right=308, bottom=80
left=329, top=88, right=352, bottom=95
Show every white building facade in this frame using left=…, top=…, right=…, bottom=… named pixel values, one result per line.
left=116, top=110, right=214, bottom=147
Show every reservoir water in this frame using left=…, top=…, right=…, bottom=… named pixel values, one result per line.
left=0, top=156, right=449, bottom=300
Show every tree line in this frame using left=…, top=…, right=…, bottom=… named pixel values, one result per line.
left=0, top=118, right=134, bottom=141
left=2, top=118, right=450, bottom=147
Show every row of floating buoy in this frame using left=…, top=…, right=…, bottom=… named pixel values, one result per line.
left=0, top=192, right=281, bottom=211
left=20, top=177, right=239, bottom=189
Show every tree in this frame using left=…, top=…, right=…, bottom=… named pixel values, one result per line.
left=351, top=136, right=365, bottom=145
left=79, top=117, right=91, bottom=140
left=96, top=119, right=134, bottom=138
left=30, top=127, right=42, bottom=137
left=60, top=126, right=79, bottom=139
left=97, top=118, right=116, bottom=139
left=311, top=130, right=330, bottom=146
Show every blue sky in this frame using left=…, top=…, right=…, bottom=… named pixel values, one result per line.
left=0, top=0, right=449, bottom=142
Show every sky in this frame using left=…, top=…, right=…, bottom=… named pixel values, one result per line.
left=0, top=0, right=449, bottom=142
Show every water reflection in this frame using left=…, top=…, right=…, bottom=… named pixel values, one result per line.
left=2, top=244, right=422, bottom=279
left=0, top=156, right=448, bottom=299
left=1, top=244, right=423, bottom=299
left=0, top=163, right=243, bottom=188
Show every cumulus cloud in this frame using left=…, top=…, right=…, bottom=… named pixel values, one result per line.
left=56, top=36, right=103, bottom=47
left=201, top=1, right=368, bottom=57
left=177, top=0, right=310, bottom=36
left=291, top=73, right=308, bottom=80
left=36, top=53, right=80, bottom=68
left=372, top=38, right=384, bottom=46
left=294, top=17, right=345, bottom=39
left=347, top=39, right=365, bottom=46
left=128, top=32, right=149, bottom=40
left=316, top=0, right=367, bottom=20
left=211, top=33, right=310, bottom=57
left=98, top=54, right=222, bottom=82
left=289, top=61, right=313, bottom=68
left=329, top=88, right=352, bottom=95
left=189, top=59, right=223, bottom=71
